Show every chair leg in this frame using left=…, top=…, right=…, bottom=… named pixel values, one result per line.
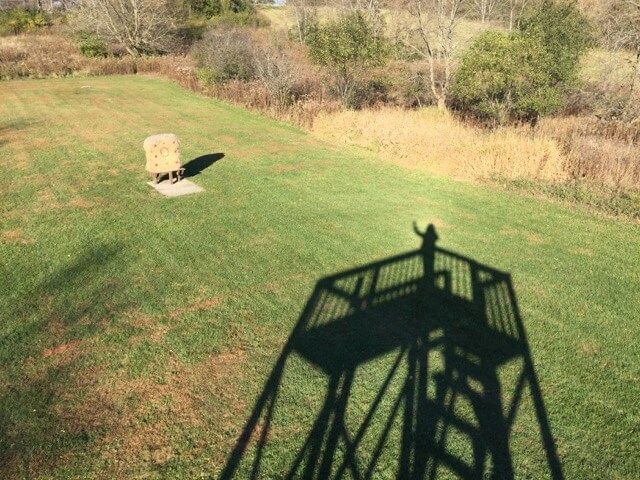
left=169, top=171, right=174, bottom=184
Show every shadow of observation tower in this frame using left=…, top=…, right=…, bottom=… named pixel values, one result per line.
left=220, top=224, right=563, bottom=480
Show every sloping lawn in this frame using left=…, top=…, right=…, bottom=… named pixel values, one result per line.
left=0, top=76, right=638, bottom=479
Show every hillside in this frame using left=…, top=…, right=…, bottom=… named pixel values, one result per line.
left=1, top=76, right=638, bottom=478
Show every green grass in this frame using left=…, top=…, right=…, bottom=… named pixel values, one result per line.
left=0, top=75, right=638, bottom=479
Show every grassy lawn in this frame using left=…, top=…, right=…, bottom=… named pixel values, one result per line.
left=0, top=75, right=638, bottom=479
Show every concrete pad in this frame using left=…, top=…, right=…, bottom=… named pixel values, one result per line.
left=147, top=179, right=204, bottom=197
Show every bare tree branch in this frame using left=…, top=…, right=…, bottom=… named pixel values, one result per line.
left=400, top=0, right=464, bottom=110
left=72, top=0, right=180, bottom=56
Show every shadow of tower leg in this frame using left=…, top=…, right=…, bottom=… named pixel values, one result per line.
left=399, top=340, right=418, bottom=480
left=317, top=371, right=356, bottom=479
left=220, top=283, right=330, bottom=480
left=218, top=349, right=288, bottom=480
left=507, top=281, right=564, bottom=480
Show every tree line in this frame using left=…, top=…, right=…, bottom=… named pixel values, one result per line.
left=1, top=0, right=638, bottom=124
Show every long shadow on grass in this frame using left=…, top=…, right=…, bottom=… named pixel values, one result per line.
left=220, top=224, right=563, bottom=479
left=0, top=245, right=125, bottom=477
left=183, top=153, right=224, bottom=178
left=0, top=119, right=40, bottom=148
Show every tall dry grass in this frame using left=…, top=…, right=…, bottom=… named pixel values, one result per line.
left=313, top=108, right=640, bottom=219
left=0, top=34, right=80, bottom=77
left=313, top=108, right=567, bottom=182
left=0, top=34, right=201, bottom=80
left=201, top=79, right=339, bottom=128
left=538, top=116, right=640, bottom=190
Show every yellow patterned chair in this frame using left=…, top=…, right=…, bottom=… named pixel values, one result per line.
left=143, top=133, right=185, bottom=183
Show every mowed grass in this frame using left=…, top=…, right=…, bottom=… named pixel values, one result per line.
left=0, top=75, right=638, bottom=479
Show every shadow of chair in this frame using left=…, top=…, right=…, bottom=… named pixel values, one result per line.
left=183, top=153, right=224, bottom=178
left=220, top=224, right=563, bottom=480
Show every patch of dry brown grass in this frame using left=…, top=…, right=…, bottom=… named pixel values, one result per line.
left=200, top=77, right=339, bottom=130
left=2, top=336, right=248, bottom=478
left=0, top=229, right=33, bottom=244
left=539, top=116, right=640, bottom=190
left=70, top=349, right=247, bottom=473
left=499, top=227, right=546, bottom=246
left=313, top=107, right=567, bottom=182
left=67, top=199, right=92, bottom=208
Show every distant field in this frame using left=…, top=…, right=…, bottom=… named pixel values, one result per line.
left=258, top=5, right=493, bottom=50
left=0, top=76, right=639, bottom=479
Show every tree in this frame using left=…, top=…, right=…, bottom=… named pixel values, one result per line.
left=0, top=7, right=50, bottom=35
left=72, top=0, right=182, bottom=56
left=507, top=0, right=531, bottom=30
left=472, top=0, right=499, bottom=23
left=253, top=44, right=295, bottom=108
left=189, top=0, right=223, bottom=17
left=338, top=0, right=384, bottom=13
left=191, top=27, right=255, bottom=84
left=187, top=0, right=250, bottom=18
left=337, top=0, right=386, bottom=33
left=519, top=0, right=592, bottom=86
left=0, top=0, right=57, bottom=12
left=400, top=0, right=465, bottom=110
left=307, top=10, right=388, bottom=106
left=288, top=0, right=319, bottom=44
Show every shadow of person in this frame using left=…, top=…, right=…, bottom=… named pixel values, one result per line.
left=183, top=153, right=224, bottom=178
left=220, top=224, right=564, bottom=480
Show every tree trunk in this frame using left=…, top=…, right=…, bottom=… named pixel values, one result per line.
left=626, top=50, right=640, bottom=116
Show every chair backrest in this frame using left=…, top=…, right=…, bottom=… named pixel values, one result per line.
left=143, top=134, right=182, bottom=173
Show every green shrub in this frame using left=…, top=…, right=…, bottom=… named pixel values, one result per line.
left=176, top=18, right=208, bottom=47
left=189, top=0, right=251, bottom=18
left=451, top=31, right=561, bottom=124
left=190, top=0, right=223, bottom=18
left=78, top=34, right=108, bottom=58
left=451, top=1, right=592, bottom=125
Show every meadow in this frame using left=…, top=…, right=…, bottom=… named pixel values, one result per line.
left=3, top=26, right=638, bottom=221
left=0, top=75, right=639, bottom=479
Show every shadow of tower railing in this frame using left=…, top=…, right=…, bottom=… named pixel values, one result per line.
left=220, top=224, right=563, bottom=480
